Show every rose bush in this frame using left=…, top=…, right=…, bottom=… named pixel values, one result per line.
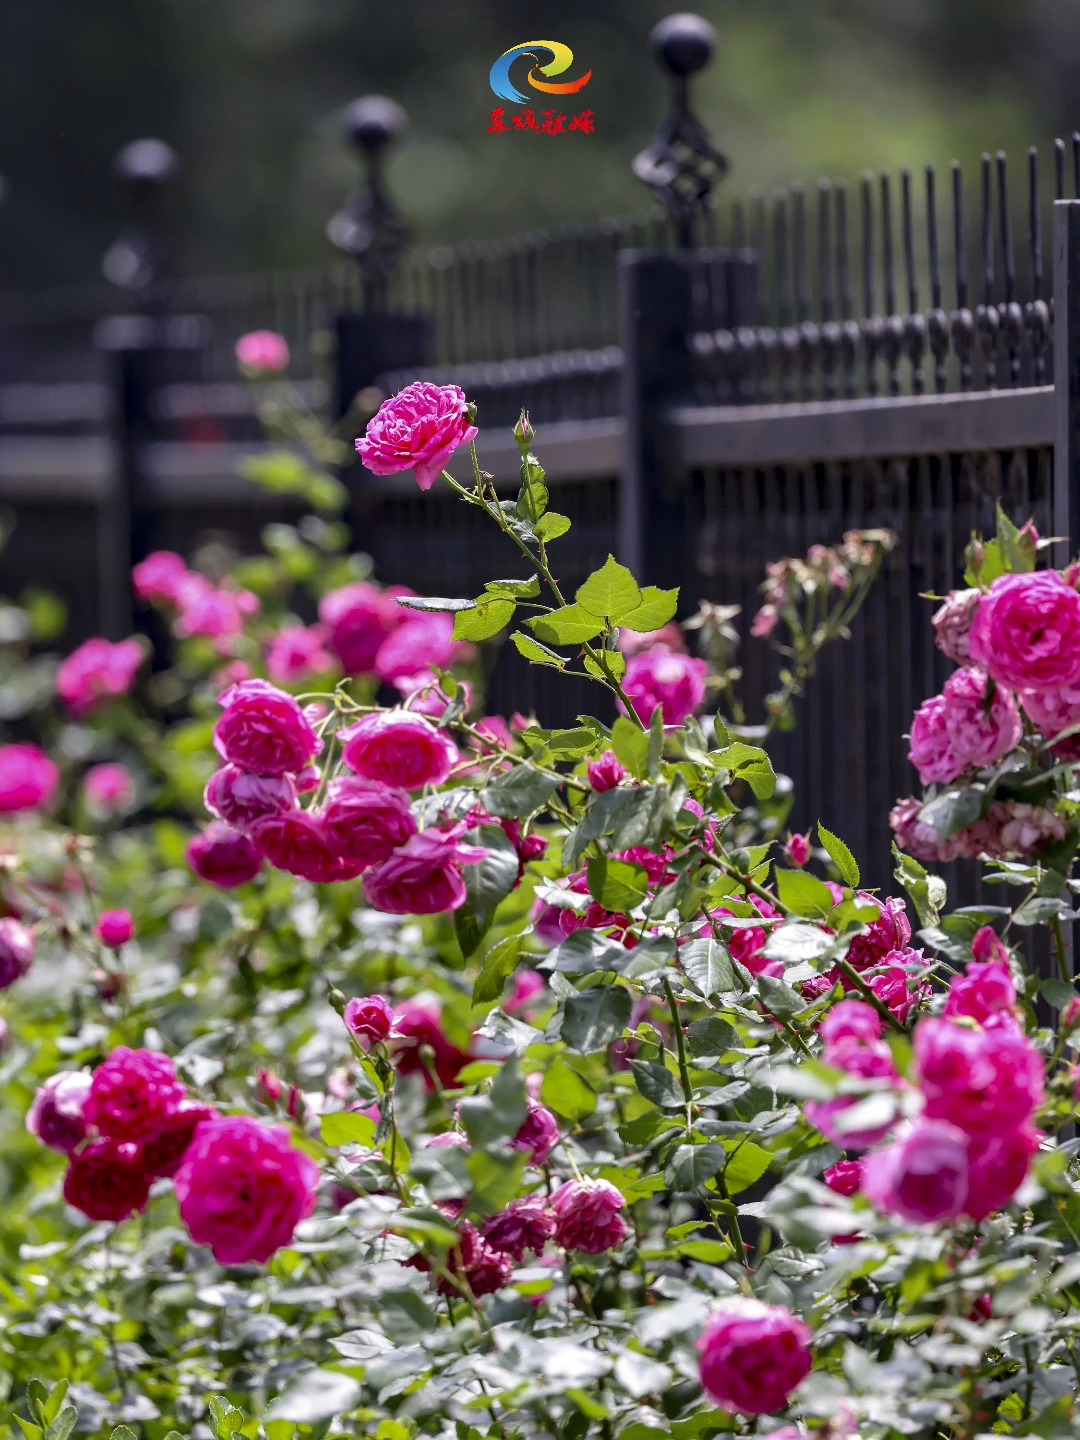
left=3, top=367, right=1080, bottom=1440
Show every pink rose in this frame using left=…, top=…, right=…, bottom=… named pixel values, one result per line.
left=363, top=828, right=486, bottom=914
left=132, top=550, right=189, bottom=604
left=63, top=1139, right=151, bottom=1223
left=618, top=622, right=687, bottom=656
left=187, top=822, right=263, bottom=888
left=318, top=582, right=402, bottom=676
left=972, top=925, right=1010, bottom=966
left=356, top=382, right=478, bottom=491
left=941, top=666, right=1023, bottom=769
left=213, top=679, right=322, bottom=776
left=173, top=577, right=259, bottom=641
left=823, top=1158, right=864, bottom=1244
left=703, top=895, right=782, bottom=976
left=407, top=1220, right=512, bottom=1297
left=964, top=1124, right=1041, bottom=1222
left=506, top=969, right=547, bottom=1016
left=0, top=917, right=34, bottom=990
left=482, top=1197, right=556, bottom=1260
left=890, top=797, right=951, bottom=864
left=321, top=777, right=417, bottom=871
left=697, top=1300, right=813, bottom=1415
left=868, top=962, right=929, bottom=1026
left=95, top=910, right=135, bottom=948
left=805, top=1036, right=899, bottom=1150
left=932, top=589, right=980, bottom=663
left=266, top=625, right=336, bottom=686
left=27, top=1071, right=92, bottom=1154
left=622, top=647, right=708, bottom=727
left=84, top=762, right=135, bottom=813
left=846, top=896, right=911, bottom=971
left=862, top=1117, right=971, bottom=1224
left=175, top=1116, right=318, bottom=1265
left=908, top=695, right=961, bottom=786
left=1022, top=683, right=1080, bottom=754
left=339, top=711, right=458, bottom=790
left=785, top=832, right=811, bottom=867
left=820, top=1000, right=881, bottom=1046
left=235, top=329, right=290, bottom=376
left=943, top=959, right=1016, bottom=1026
left=969, top=571, right=1080, bottom=692
left=344, top=994, right=395, bottom=1050
left=588, top=751, right=627, bottom=792
left=996, top=801, right=1067, bottom=855
left=0, top=744, right=59, bottom=814
left=204, top=764, right=297, bottom=831
left=751, top=605, right=779, bottom=638
left=512, top=1099, right=560, bottom=1166
left=391, top=1001, right=469, bottom=1089
left=140, top=1103, right=217, bottom=1181
left=915, top=1015, right=1044, bottom=1135
left=250, top=810, right=352, bottom=883
left=84, top=1046, right=187, bottom=1143
left=551, top=1178, right=629, bottom=1254
left=374, top=613, right=458, bottom=690
left=57, top=636, right=145, bottom=718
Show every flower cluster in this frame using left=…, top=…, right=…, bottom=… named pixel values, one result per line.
left=56, top=636, right=145, bottom=718
left=133, top=550, right=261, bottom=649
left=752, top=530, right=895, bottom=638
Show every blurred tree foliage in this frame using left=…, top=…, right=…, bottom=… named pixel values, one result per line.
left=1, top=0, right=1079, bottom=289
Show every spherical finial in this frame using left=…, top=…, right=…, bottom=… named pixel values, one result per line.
left=112, top=138, right=178, bottom=193
left=342, top=96, right=408, bottom=156
left=649, top=13, right=716, bottom=78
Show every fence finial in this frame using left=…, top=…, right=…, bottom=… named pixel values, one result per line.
left=632, top=12, right=727, bottom=249
left=327, top=95, right=410, bottom=302
left=102, top=138, right=178, bottom=295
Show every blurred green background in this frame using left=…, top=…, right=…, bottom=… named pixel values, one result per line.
left=2, top=0, right=1078, bottom=288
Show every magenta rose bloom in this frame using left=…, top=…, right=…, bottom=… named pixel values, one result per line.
left=820, top=1000, right=882, bottom=1046
left=868, top=963, right=929, bottom=1026
left=321, top=777, right=416, bottom=872
left=175, top=1116, right=318, bottom=1264
left=140, top=1103, right=217, bottom=1181
left=972, top=925, right=1011, bottom=966
left=702, top=895, right=782, bottom=977
left=392, top=1001, right=470, bottom=1089
left=63, top=1138, right=151, bottom=1222
left=511, top=1099, right=561, bottom=1166
left=95, top=910, right=135, bottom=948
left=132, top=550, right=189, bottom=604
left=482, top=1196, right=556, bottom=1260
left=235, top=329, right=290, bottom=376
left=622, top=647, right=708, bottom=727
left=250, top=810, right=354, bottom=883
left=188, top=822, right=263, bottom=888
left=408, top=1220, right=512, bottom=1297
left=862, top=1117, right=971, bottom=1224
left=785, top=832, right=811, bottom=867
left=963, top=1123, right=1040, bottom=1222
left=266, top=624, right=336, bottom=686
left=57, top=636, right=145, bottom=718
left=0, top=917, right=34, bottom=990
left=890, top=796, right=952, bottom=864
left=213, top=679, right=322, bottom=777
left=339, top=711, right=458, bottom=790
left=823, top=1158, right=865, bottom=1242
left=943, top=959, right=1016, bottom=1026
left=84, top=1046, right=187, bottom=1143
left=204, top=764, right=297, bottom=832
left=363, top=829, right=487, bottom=915
left=908, top=694, right=962, bottom=786
left=27, top=1071, right=92, bottom=1154
left=174, top=578, right=259, bottom=641
left=968, top=571, right=1080, bottom=692
left=551, top=1178, right=628, bottom=1254
left=356, top=381, right=478, bottom=491
left=319, top=582, right=402, bottom=676
left=587, top=750, right=627, bottom=792
left=344, top=994, right=396, bottom=1050
left=915, top=1015, right=1044, bottom=1135
left=941, top=666, right=1023, bottom=769
left=1023, top=682, right=1080, bottom=752
left=805, top=1036, right=900, bottom=1149
left=932, top=588, right=981, bottom=663
left=0, top=744, right=59, bottom=814
left=84, top=762, right=135, bottom=813
left=374, top=613, right=457, bottom=690
left=697, top=1300, right=813, bottom=1415
left=845, top=895, right=911, bottom=971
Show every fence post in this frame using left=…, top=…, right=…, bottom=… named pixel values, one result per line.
left=619, top=13, right=756, bottom=587
left=96, top=140, right=207, bottom=642
left=1054, top=200, right=1080, bottom=557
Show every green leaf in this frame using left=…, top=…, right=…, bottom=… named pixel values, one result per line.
left=516, top=452, right=549, bottom=523
left=510, top=631, right=567, bottom=669
left=818, top=822, right=860, bottom=887
left=544, top=727, right=599, bottom=759
left=473, top=934, right=525, bottom=1005
left=485, top=574, right=541, bottom=598
left=561, top=985, right=632, bottom=1053
left=529, top=604, right=607, bottom=646
left=268, top=1371, right=363, bottom=1424
left=612, top=714, right=651, bottom=779
left=686, top=1016, right=741, bottom=1058
left=552, top=928, right=630, bottom=975
left=452, top=597, right=515, bottom=641
left=587, top=857, right=650, bottom=912
left=208, top=1399, right=245, bottom=1440
left=920, top=787, right=985, bottom=840
left=576, top=555, right=643, bottom=621
left=542, top=1057, right=598, bottom=1122
left=894, top=845, right=946, bottom=926
left=464, top=825, right=521, bottom=914
left=45, top=1412, right=76, bottom=1440
left=396, top=595, right=476, bottom=613
left=665, top=1143, right=728, bottom=1189
left=774, top=867, right=835, bottom=918
left=723, top=1140, right=772, bottom=1194
left=619, top=585, right=680, bottom=632
left=629, top=1059, right=685, bottom=1109
left=468, top=1148, right=528, bottom=1217
left=762, top=921, right=832, bottom=965
left=717, top=741, right=776, bottom=799
left=584, top=650, right=628, bottom=684
left=459, top=1059, right=527, bottom=1148
left=757, top=972, right=809, bottom=1020
left=648, top=704, right=665, bottom=773
left=110, top=1429, right=138, bottom=1440
left=378, top=1288, right=438, bottom=1343
left=680, top=938, right=738, bottom=998
left=321, top=1111, right=378, bottom=1148
left=482, top=765, right=560, bottom=818
left=535, top=511, right=572, bottom=541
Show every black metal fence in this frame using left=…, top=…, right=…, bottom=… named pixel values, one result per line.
left=1, top=12, right=1079, bottom=892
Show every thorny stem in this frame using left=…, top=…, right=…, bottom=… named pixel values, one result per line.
left=1052, top=913, right=1072, bottom=984
left=834, top=958, right=905, bottom=1034
left=663, top=975, right=695, bottom=1132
